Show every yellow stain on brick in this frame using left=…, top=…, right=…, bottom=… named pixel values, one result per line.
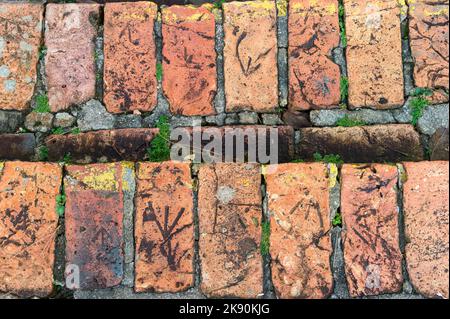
left=424, top=8, right=448, bottom=16
left=80, top=164, right=118, bottom=192
left=121, top=162, right=135, bottom=192
left=117, top=6, right=157, bottom=22
left=0, top=162, right=4, bottom=173
left=328, top=164, right=338, bottom=188
left=277, top=0, right=288, bottom=16
left=226, top=0, right=275, bottom=18
left=291, top=0, right=337, bottom=16
left=162, top=5, right=213, bottom=24
left=241, top=178, right=251, bottom=187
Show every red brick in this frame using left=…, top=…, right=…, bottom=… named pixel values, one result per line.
left=223, top=1, right=278, bottom=112
left=45, top=4, right=99, bottom=112
left=341, top=164, right=403, bottom=297
left=288, top=0, right=340, bottom=110
left=104, top=2, right=158, bottom=114
left=0, top=133, right=36, bottom=161
left=45, top=128, right=159, bottom=163
left=265, top=163, right=333, bottom=299
left=403, top=161, right=449, bottom=299
left=135, top=162, right=194, bottom=293
left=198, top=163, right=263, bottom=298
left=345, top=0, right=404, bottom=109
left=162, top=5, right=216, bottom=116
left=65, top=163, right=132, bottom=289
left=408, top=0, right=449, bottom=92
left=0, top=162, right=61, bottom=297
left=0, top=3, right=43, bottom=111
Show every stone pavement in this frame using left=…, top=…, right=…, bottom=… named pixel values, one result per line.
left=0, top=0, right=449, bottom=299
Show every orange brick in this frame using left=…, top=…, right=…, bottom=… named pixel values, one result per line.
left=135, top=162, right=194, bottom=292
left=0, top=162, right=62, bottom=297
left=104, top=2, right=158, bottom=113
left=265, top=163, right=333, bottom=298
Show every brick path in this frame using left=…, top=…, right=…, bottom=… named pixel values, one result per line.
left=0, top=0, right=449, bottom=299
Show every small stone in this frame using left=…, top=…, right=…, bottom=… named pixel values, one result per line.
left=403, top=161, right=449, bottom=299
left=0, top=110, right=22, bottom=133
left=77, top=100, right=115, bottom=132
left=265, top=163, right=333, bottom=299
left=0, top=162, right=62, bottom=297
left=162, top=4, right=216, bottom=116
left=341, top=164, right=403, bottom=297
left=45, top=4, right=99, bottom=112
left=310, top=108, right=396, bottom=126
left=24, top=112, right=54, bottom=133
left=223, top=1, right=278, bottom=112
left=198, top=163, right=263, bottom=298
left=429, top=127, right=449, bottom=161
left=135, top=162, right=194, bottom=293
left=65, top=163, right=131, bottom=289
left=114, top=114, right=142, bottom=129
left=54, top=112, right=75, bottom=128
left=0, top=133, right=35, bottom=161
left=225, top=113, right=239, bottom=125
left=417, top=104, right=449, bottom=136
left=239, top=112, right=259, bottom=124
left=0, top=3, right=43, bottom=111
left=345, top=0, right=404, bottom=109
left=261, top=113, right=283, bottom=125
left=103, top=2, right=158, bottom=113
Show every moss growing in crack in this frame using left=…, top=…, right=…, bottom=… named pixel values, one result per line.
left=338, top=0, right=347, bottom=48
left=39, top=145, right=49, bottom=161
left=148, top=115, right=171, bottom=162
left=410, top=88, right=432, bottom=126
left=34, top=94, right=50, bottom=113
left=56, top=189, right=66, bottom=217
left=332, top=212, right=342, bottom=227
left=313, top=152, right=344, bottom=165
left=51, top=127, right=65, bottom=135
left=71, top=127, right=81, bottom=135
left=156, top=62, right=163, bottom=82
left=340, top=76, right=349, bottom=103
left=336, top=115, right=366, bottom=127
left=291, top=159, right=305, bottom=163
left=38, top=45, right=47, bottom=60
left=63, top=153, right=72, bottom=164
left=260, top=221, right=270, bottom=256
left=213, top=0, right=225, bottom=9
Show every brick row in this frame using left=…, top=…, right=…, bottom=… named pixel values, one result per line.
left=0, top=161, right=448, bottom=298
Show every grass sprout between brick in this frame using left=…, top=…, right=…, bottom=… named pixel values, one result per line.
left=148, top=115, right=171, bottom=162
left=260, top=221, right=270, bottom=256
left=340, top=76, right=349, bottom=103
left=56, top=189, right=66, bottom=217
left=156, top=62, right=163, bottom=82
left=34, top=94, right=50, bottom=113
left=39, top=146, right=49, bottom=161
left=410, top=88, right=432, bottom=126
left=338, top=0, right=347, bottom=48
left=313, top=152, right=344, bottom=165
left=336, top=115, right=366, bottom=127
left=332, top=212, right=342, bottom=227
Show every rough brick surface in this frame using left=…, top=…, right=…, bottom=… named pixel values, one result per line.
left=341, top=164, right=403, bottom=297
left=0, top=162, right=61, bottom=297
left=135, top=162, right=194, bottom=293
left=45, top=128, right=158, bottom=163
left=298, top=125, right=423, bottom=163
left=162, top=5, right=216, bottom=116
left=198, top=163, right=263, bottom=298
left=0, top=133, right=35, bottom=161
left=171, top=125, right=295, bottom=163
left=288, top=0, right=340, bottom=110
left=104, top=2, right=158, bottom=114
left=345, top=0, right=404, bottom=109
left=408, top=0, right=449, bottom=91
left=403, top=161, right=449, bottom=299
left=45, top=4, right=99, bottom=112
left=0, top=3, right=43, bottom=111
left=65, top=163, right=132, bottom=289
left=265, top=163, right=333, bottom=299
left=223, top=1, right=278, bottom=112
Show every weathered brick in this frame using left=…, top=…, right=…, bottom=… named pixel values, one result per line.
left=198, top=163, right=263, bottom=298
left=0, top=162, right=61, bottom=297
left=45, top=128, right=158, bottom=163
left=104, top=2, right=158, bottom=114
left=408, top=0, right=449, bottom=92
left=297, top=125, right=423, bottom=163
left=403, top=161, right=449, bottom=299
left=65, top=162, right=133, bottom=289
left=171, top=125, right=295, bottom=163
left=341, top=164, right=403, bottom=297
left=45, top=4, right=99, bottom=112
left=223, top=1, right=278, bottom=112
left=345, top=0, right=404, bottom=109
left=0, top=3, right=43, bottom=111
left=265, top=163, right=333, bottom=299
left=288, top=0, right=340, bottom=110
left=135, top=162, right=194, bottom=293
left=0, top=133, right=35, bottom=161
left=162, top=4, right=216, bottom=116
